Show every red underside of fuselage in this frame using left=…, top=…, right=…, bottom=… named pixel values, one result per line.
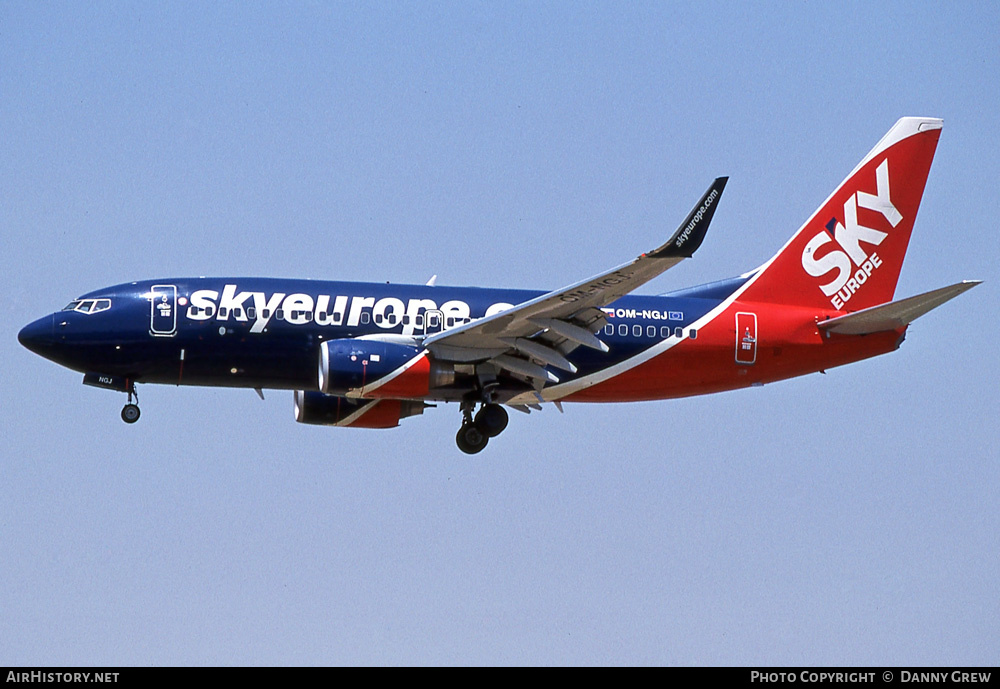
left=564, top=300, right=904, bottom=403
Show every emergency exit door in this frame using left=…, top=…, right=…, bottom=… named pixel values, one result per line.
left=150, top=284, right=177, bottom=336
left=735, top=312, right=757, bottom=365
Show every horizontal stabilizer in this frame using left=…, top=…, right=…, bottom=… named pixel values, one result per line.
left=818, top=280, right=980, bottom=335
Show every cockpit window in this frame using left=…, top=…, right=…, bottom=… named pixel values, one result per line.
left=61, top=298, right=111, bottom=314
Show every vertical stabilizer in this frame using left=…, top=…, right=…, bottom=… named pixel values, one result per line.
left=740, top=118, right=942, bottom=311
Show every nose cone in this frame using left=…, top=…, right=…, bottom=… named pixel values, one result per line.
left=18, top=314, right=56, bottom=356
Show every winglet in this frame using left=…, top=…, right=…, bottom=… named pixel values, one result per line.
left=649, top=176, right=728, bottom=258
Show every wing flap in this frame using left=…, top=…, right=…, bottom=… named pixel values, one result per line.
left=529, top=318, right=610, bottom=352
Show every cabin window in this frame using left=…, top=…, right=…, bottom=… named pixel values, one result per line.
left=246, top=308, right=256, bottom=319
left=374, top=313, right=383, bottom=324
left=304, top=312, right=313, bottom=323
left=446, top=317, right=455, bottom=327
left=647, top=326, right=656, bottom=338
left=660, top=326, right=670, bottom=338
left=218, top=307, right=228, bottom=318
left=674, top=326, right=684, bottom=338
left=415, top=315, right=424, bottom=326
left=361, top=312, right=370, bottom=324
left=604, top=324, right=614, bottom=335
left=403, top=316, right=410, bottom=325
left=232, top=308, right=243, bottom=319
left=334, top=312, right=343, bottom=323
left=689, top=329, right=698, bottom=340
left=275, top=310, right=284, bottom=321
left=618, top=324, right=627, bottom=336
left=632, top=325, right=642, bottom=337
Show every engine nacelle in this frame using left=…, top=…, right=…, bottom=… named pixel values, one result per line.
left=294, top=391, right=426, bottom=428
left=318, top=339, right=453, bottom=398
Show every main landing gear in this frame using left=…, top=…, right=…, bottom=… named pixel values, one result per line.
left=456, top=399, right=509, bottom=454
left=121, top=383, right=141, bottom=424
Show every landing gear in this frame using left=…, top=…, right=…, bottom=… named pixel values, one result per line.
left=474, top=404, right=508, bottom=437
left=121, top=404, right=140, bottom=424
left=456, top=422, right=488, bottom=454
left=121, top=381, right=140, bottom=424
left=455, top=398, right=509, bottom=454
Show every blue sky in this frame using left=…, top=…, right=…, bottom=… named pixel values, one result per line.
left=2, top=2, right=997, bottom=665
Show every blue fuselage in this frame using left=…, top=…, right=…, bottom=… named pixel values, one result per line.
left=18, top=277, right=736, bottom=399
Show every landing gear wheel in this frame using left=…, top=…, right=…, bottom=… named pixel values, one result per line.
left=121, top=403, right=141, bottom=424
left=456, top=423, right=489, bottom=455
left=474, top=404, right=509, bottom=438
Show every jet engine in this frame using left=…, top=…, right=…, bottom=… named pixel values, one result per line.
left=294, top=390, right=426, bottom=428
left=317, top=339, right=453, bottom=398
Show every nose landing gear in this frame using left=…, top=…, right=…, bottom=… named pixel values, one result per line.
left=456, top=399, right=509, bottom=454
left=121, top=382, right=140, bottom=424
left=121, top=404, right=140, bottom=423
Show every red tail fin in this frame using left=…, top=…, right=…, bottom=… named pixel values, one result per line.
left=740, top=117, right=942, bottom=311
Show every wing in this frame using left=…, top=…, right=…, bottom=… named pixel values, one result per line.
left=424, top=177, right=728, bottom=385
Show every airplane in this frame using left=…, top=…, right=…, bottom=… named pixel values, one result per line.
left=18, top=117, right=980, bottom=454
